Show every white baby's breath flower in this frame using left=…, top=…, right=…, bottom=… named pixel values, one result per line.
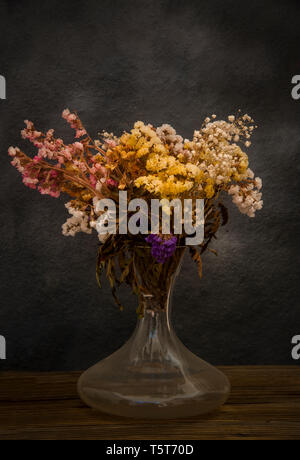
left=62, top=214, right=92, bottom=237
left=95, top=209, right=116, bottom=243
left=254, top=177, right=262, bottom=190
left=98, top=233, right=110, bottom=243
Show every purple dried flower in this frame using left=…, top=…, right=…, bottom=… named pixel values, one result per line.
left=145, top=234, right=162, bottom=244
left=145, top=234, right=177, bottom=264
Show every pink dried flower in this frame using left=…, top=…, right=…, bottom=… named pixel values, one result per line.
left=106, top=178, right=118, bottom=188
left=62, top=109, right=87, bottom=139
left=24, top=120, right=34, bottom=129
left=73, top=142, right=84, bottom=151
left=78, top=162, right=87, bottom=172
left=106, top=140, right=117, bottom=148
left=46, top=129, right=54, bottom=138
left=11, top=157, right=24, bottom=173
left=62, top=109, right=70, bottom=119
left=76, top=129, right=87, bottom=138
left=23, top=179, right=37, bottom=189
left=89, top=161, right=106, bottom=177
left=90, top=174, right=97, bottom=187
left=8, top=146, right=17, bottom=157
left=62, top=147, right=72, bottom=161
left=38, top=183, right=60, bottom=198
left=50, top=190, right=60, bottom=198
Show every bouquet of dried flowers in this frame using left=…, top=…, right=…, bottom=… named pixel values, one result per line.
left=9, top=110, right=263, bottom=313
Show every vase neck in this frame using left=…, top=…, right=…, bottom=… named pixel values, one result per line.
left=138, top=294, right=172, bottom=332
left=133, top=247, right=185, bottom=316
left=131, top=300, right=175, bottom=361
left=133, top=260, right=179, bottom=342
left=125, top=252, right=185, bottom=368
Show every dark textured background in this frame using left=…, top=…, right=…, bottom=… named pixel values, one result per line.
left=0, top=0, right=299, bottom=370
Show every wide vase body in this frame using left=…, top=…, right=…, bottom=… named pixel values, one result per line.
left=78, top=249, right=230, bottom=418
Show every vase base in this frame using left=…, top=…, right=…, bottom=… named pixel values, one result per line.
left=78, top=367, right=230, bottom=419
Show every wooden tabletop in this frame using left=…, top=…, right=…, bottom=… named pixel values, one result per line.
left=0, top=366, right=299, bottom=440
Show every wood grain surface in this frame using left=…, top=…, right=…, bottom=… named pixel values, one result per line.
left=0, top=366, right=299, bottom=440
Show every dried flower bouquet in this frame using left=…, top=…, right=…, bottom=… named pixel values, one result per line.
left=9, top=110, right=263, bottom=314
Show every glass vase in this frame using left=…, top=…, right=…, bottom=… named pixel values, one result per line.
left=78, top=248, right=230, bottom=418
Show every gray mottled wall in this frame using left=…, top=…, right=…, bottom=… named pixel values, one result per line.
left=0, top=0, right=299, bottom=370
